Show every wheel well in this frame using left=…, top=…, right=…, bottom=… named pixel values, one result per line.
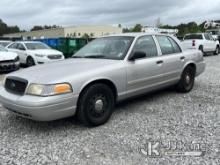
left=199, top=45, right=203, bottom=49
left=26, top=56, right=33, bottom=61
left=186, top=63, right=196, bottom=74
left=78, top=79, right=118, bottom=102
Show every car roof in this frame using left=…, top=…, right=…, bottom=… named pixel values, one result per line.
left=105, top=32, right=172, bottom=38
left=14, top=41, right=43, bottom=44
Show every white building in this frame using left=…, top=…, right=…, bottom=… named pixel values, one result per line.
left=3, top=25, right=122, bottom=40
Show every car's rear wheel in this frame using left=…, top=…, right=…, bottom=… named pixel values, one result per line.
left=214, top=46, right=219, bottom=55
left=77, top=83, right=115, bottom=126
left=176, top=66, right=195, bottom=93
left=26, top=57, right=35, bottom=67
left=199, top=45, right=204, bottom=55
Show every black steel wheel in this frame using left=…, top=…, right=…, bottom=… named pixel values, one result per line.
left=176, top=66, right=195, bottom=93
left=77, top=83, right=115, bottom=126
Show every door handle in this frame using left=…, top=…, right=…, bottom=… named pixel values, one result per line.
left=156, top=60, right=163, bottom=64
left=180, top=56, right=185, bottom=60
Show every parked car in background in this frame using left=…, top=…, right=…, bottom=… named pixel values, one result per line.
left=0, top=45, right=19, bottom=72
left=206, top=29, right=220, bottom=42
left=6, top=41, right=65, bottom=67
left=0, top=33, right=205, bottom=126
left=0, top=40, right=12, bottom=47
left=182, top=33, right=219, bottom=55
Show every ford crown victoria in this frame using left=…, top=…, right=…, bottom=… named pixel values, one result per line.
left=0, top=33, right=205, bottom=126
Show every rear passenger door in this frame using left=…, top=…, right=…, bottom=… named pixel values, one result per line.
left=155, top=35, right=185, bottom=83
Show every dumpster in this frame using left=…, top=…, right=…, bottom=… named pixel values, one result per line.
left=47, top=38, right=59, bottom=49
left=58, top=38, right=88, bottom=58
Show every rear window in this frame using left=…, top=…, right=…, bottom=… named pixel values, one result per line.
left=184, top=34, right=203, bottom=40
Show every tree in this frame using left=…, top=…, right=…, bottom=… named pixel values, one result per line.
left=30, top=25, right=61, bottom=31
left=0, top=19, right=21, bottom=36
left=132, top=24, right=143, bottom=32
left=30, top=26, right=44, bottom=31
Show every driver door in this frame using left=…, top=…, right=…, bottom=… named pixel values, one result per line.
left=126, top=35, right=163, bottom=97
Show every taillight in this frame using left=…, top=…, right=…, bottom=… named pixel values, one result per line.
left=192, top=40, right=196, bottom=47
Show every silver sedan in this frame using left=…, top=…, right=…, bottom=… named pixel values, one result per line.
left=0, top=33, right=205, bottom=126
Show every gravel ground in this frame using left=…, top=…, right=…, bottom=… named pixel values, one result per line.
left=0, top=56, right=220, bottom=165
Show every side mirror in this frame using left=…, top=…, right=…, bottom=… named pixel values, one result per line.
left=129, top=51, right=146, bottom=61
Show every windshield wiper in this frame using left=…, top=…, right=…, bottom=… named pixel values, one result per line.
left=84, top=55, right=106, bottom=59
left=72, top=56, right=85, bottom=58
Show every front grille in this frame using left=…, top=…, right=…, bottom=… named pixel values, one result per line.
left=0, top=64, right=18, bottom=72
left=48, top=55, right=62, bottom=60
left=5, top=77, right=28, bottom=95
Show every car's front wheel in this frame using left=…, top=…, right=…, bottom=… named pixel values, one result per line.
left=26, top=57, right=35, bottom=67
left=176, top=66, right=195, bottom=93
left=77, top=83, right=115, bottom=126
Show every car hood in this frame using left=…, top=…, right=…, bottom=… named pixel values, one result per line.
left=8, top=59, right=123, bottom=84
left=27, top=49, right=63, bottom=55
left=0, top=52, right=17, bottom=61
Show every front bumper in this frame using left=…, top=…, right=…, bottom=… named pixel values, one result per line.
left=0, top=86, right=78, bottom=121
left=0, top=61, right=20, bottom=72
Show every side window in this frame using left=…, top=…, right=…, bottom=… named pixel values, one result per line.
left=17, top=43, right=26, bottom=50
left=133, top=36, right=158, bottom=58
left=8, top=43, right=18, bottom=49
left=208, top=34, right=214, bottom=41
left=168, top=37, right=182, bottom=53
left=204, top=34, right=210, bottom=40
left=156, top=36, right=174, bottom=55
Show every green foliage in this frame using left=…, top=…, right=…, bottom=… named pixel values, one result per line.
left=123, top=24, right=143, bottom=33
left=160, top=22, right=205, bottom=36
left=0, top=19, right=20, bottom=36
left=30, top=25, right=60, bottom=31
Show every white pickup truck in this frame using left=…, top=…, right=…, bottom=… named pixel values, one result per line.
left=182, top=33, right=219, bottom=55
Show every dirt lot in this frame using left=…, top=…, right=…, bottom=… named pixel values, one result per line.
left=0, top=56, right=220, bottom=165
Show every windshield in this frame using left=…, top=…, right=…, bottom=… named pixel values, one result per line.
left=0, top=45, right=7, bottom=52
left=73, top=36, right=134, bottom=60
left=25, top=42, right=50, bottom=50
left=184, top=34, right=203, bottom=40
left=0, top=42, right=11, bottom=47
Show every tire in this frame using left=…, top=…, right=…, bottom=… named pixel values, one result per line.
left=176, top=66, right=195, bottom=93
left=199, top=45, right=204, bottom=55
left=77, top=83, right=115, bottom=126
left=214, top=46, right=219, bottom=55
left=26, top=57, right=35, bottom=67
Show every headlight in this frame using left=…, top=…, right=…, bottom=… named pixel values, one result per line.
left=35, top=54, right=45, bottom=57
left=14, top=56, right=20, bottom=62
left=26, top=83, right=72, bottom=96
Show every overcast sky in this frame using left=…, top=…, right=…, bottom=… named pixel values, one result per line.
left=0, top=0, right=220, bottom=30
